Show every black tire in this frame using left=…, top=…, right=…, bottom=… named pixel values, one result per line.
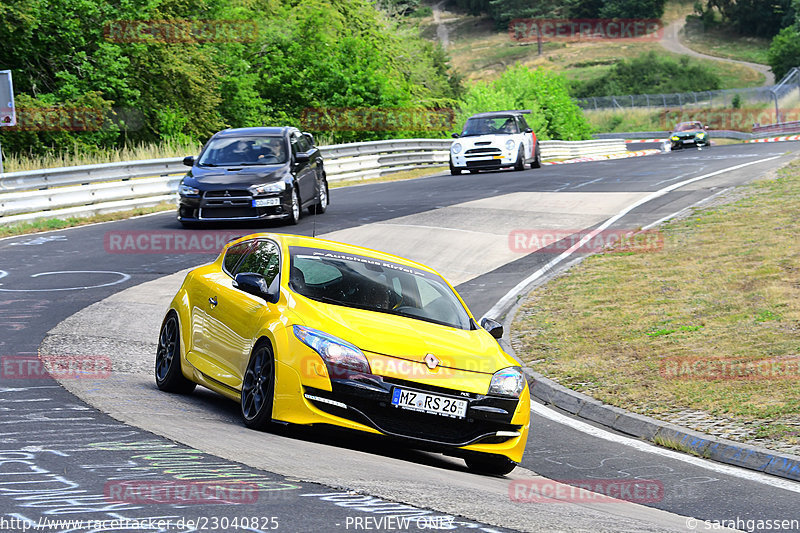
left=286, top=187, right=300, bottom=225
left=449, top=159, right=462, bottom=175
left=241, top=341, right=276, bottom=430
left=530, top=145, right=541, bottom=168
left=309, top=178, right=328, bottom=215
left=514, top=146, right=525, bottom=171
left=155, top=312, right=196, bottom=394
left=465, top=454, right=517, bottom=476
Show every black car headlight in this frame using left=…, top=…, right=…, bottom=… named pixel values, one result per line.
left=179, top=182, right=200, bottom=196
left=488, top=367, right=526, bottom=398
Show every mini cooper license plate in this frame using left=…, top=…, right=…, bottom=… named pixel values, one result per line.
left=391, top=388, right=467, bottom=419
left=253, top=198, right=280, bottom=207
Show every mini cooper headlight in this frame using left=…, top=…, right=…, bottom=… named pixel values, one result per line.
left=179, top=182, right=200, bottom=196
left=488, top=366, right=526, bottom=397
left=249, top=182, right=285, bottom=195
left=451, top=143, right=462, bottom=154
left=505, top=139, right=516, bottom=151
left=293, top=325, right=371, bottom=376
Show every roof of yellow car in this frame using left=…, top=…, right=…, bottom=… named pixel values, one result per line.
left=229, top=233, right=440, bottom=275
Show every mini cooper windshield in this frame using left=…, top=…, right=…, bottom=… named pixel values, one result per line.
left=461, top=116, right=519, bottom=136
left=289, top=247, right=473, bottom=330
left=198, top=135, right=289, bottom=166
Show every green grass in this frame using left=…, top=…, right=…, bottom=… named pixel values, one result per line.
left=681, top=16, right=771, bottom=66
left=511, top=160, right=800, bottom=448
left=3, top=141, right=203, bottom=173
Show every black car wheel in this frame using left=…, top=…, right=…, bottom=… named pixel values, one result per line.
left=514, top=145, right=525, bottom=171
left=449, top=158, right=462, bottom=175
left=309, top=178, right=328, bottom=215
left=286, top=187, right=300, bottom=225
left=465, top=454, right=517, bottom=476
left=155, top=312, right=196, bottom=394
left=530, top=145, right=541, bottom=169
left=241, top=341, right=275, bottom=430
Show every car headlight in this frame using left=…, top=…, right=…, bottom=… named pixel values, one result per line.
left=179, top=182, right=200, bottom=196
left=293, top=325, right=371, bottom=376
left=451, top=143, right=462, bottom=154
left=249, top=182, right=285, bottom=195
left=505, top=139, right=516, bottom=151
left=697, top=132, right=706, bottom=138
left=671, top=136, right=679, bottom=141
left=488, top=366, right=526, bottom=397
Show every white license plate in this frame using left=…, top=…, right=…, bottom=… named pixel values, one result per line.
left=391, top=387, right=467, bottom=419
left=682, top=139, right=695, bottom=143
left=253, top=198, right=280, bottom=207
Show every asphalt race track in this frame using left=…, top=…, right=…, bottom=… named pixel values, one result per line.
left=1, top=142, right=799, bottom=533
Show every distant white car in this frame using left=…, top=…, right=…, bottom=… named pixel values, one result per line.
left=449, top=110, right=541, bottom=175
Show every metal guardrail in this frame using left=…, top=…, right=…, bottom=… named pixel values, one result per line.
left=753, top=120, right=800, bottom=135
left=594, top=129, right=783, bottom=142
left=0, top=138, right=629, bottom=226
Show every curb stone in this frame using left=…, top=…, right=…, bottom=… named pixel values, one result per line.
left=522, top=368, right=800, bottom=482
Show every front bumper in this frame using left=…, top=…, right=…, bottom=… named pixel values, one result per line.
left=451, top=151, right=516, bottom=170
left=178, top=190, right=291, bottom=222
left=670, top=136, right=709, bottom=148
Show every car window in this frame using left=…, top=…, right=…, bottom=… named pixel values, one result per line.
left=223, top=241, right=254, bottom=275
left=295, top=135, right=311, bottom=153
left=234, top=240, right=280, bottom=285
left=461, top=116, right=517, bottom=136
left=288, top=246, right=472, bottom=330
left=198, top=136, right=288, bottom=166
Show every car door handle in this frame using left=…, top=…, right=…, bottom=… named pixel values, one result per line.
left=208, top=296, right=217, bottom=308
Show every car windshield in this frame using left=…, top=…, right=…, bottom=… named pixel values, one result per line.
left=674, top=122, right=702, bottom=132
left=461, top=116, right=518, bottom=136
left=288, top=247, right=473, bottom=330
left=198, top=136, right=288, bottom=166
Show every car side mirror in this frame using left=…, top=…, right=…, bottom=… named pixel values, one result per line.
left=451, top=133, right=460, bottom=138
left=295, top=152, right=310, bottom=163
left=524, top=128, right=532, bottom=133
left=480, top=317, right=504, bottom=339
left=183, top=156, right=195, bottom=167
left=233, top=272, right=280, bottom=304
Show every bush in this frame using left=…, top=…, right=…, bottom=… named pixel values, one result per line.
left=457, top=65, right=593, bottom=140
left=575, top=52, right=722, bottom=97
left=768, top=26, right=800, bottom=80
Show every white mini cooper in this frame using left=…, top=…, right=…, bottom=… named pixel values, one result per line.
left=449, top=110, right=541, bottom=175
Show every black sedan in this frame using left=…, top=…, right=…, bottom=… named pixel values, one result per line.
left=177, top=127, right=328, bottom=226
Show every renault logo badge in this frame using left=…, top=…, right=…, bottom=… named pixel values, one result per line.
left=424, top=353, right=439, bottom=370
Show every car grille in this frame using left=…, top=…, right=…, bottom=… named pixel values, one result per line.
left=305, top=382, right=520, bottom=446
left=465, top=148, right=500, bottom=154
left=466, top=160, right=501, bottom=168
left=199, top=207, right=259, bottom=219
left=204, top=190, right=251, bottom=198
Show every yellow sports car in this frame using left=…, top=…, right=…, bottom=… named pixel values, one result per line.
left=155, top=233, right=530, bottom=475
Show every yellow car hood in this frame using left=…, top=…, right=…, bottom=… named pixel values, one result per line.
left=292, top=295, right=515, bottom=375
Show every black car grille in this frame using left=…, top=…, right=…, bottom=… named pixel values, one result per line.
left=204, top=190, right=251, bottom=198
left=465, top=148, right=501, bottom=154
left=466, top=160, right=501, bottom=168
left=199, top=207, right=259, bottom=219
left=305, top=382, right=520, bottom=447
